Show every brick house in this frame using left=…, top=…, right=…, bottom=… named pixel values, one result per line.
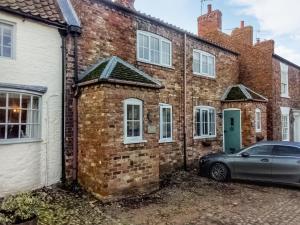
left=63, top=0, right=268, bottom=200
left=198, top=4, right=300, bottom=143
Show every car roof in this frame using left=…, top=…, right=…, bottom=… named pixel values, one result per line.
left=254, top=141, right=300, bottom=148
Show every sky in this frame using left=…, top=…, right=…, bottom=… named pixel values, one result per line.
left=135, top=0, right=300, bottom=65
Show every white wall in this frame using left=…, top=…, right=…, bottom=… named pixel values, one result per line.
left=0, top=12, right=62, bottom=197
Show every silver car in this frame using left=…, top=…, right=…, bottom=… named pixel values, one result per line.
left=199, top=141, right=300, bottom=186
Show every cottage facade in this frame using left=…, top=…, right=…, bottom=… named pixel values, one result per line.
left=64, top=0, right=268, bottom=199
left=0, top=0, right=80, bottom=197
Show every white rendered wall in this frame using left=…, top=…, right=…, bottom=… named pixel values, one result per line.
left=0, top=12, right=62, bottom=197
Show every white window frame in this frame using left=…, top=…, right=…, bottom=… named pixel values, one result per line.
left=281, top=107, right=290, bottom=141
left=280, top=63, right=289, bottom=98
left=0, top=21, right=15, bottom=59
left=123, top=98, right=145, bottom=144
left=255, top=108, right=262, bottom=133
left=0, top=90, right=42, bottom=144
left=193, top=50, right=216, bottom=78
left=194, top=106, right=217, bottom=139
left=159, top=103, right=173, bottom=143
left=137, top=30, right=172, bottom=68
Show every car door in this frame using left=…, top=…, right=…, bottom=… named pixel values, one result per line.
left=232, top=145, right=274, bottom=181
left=272, top=145, right=300, bottom=184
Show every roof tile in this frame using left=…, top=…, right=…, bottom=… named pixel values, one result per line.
left=0, top=0, right=65, bottom=25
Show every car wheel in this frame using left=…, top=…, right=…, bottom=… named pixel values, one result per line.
left=210, top=163, right=229, bottom=182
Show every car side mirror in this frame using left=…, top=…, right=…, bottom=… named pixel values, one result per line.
left=241, top=152, right=250, bottom=158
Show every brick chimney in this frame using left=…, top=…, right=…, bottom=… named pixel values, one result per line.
left=198, top=4, right=222, bottom=37
left=255, top=40, right=275, bottom=54
left=231, top=21, right=254, bottom=46
left=113, top=0, right=135, bottom=10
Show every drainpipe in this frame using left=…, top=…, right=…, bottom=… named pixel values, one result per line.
left=71, top=30, right=80, bottom=190
left=183, top=33, right=187, bottom=171
left=59, top=29, right=67, bottom=183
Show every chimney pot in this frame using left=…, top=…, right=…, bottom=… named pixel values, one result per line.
left=240, top=20, right=245, bottom=28
left=256, top=38, right=261, bottom=44
left=208, top=4, right=212, bottom=13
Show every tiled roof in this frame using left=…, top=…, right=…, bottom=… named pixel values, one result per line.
left=0, top=0, right=65, bottom=25
left=222, top=84, right=268, bottom=102
left=78, top=56, right=163, bottom=89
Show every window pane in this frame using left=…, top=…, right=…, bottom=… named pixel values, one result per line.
left=162, top=123, right=167, bottom=138
left=202, top=110, right=208, bottom=135
left=31, top=125, right=39, bottom=139
left=32, top=96, right=39, bottom=109
left=127, top=121, right=133, bottom=137
left=275, top=146, right=300, bottom=156
left=7, top=125, right=19, bottom=139
left=133, top=121, right=140, bottom=136
left=8, top=93, right=20, bottom=108
left=208, top=56, right=214, bottom=75
left=22, top=95, right=31, bottom=109
left=127, top=105, right=133, bottom=120
left=0, top=125, right=5, bottom=139
left=21, top=110, right=31, bottom=123
left=8, top=109, right=20, bottom=123
left=202, top=55, right=208, bottom=74
left=0, top=109, right=6, bottom=123
left=20, top=125, right=31, bottom=138
left=150, top=37, right=160, bottom=64
left=193, top=52, right=200, bottom=73
left=0, top=93, right=6, bottom=107
left=162, top=41, right=171, bottom=65
left=166, top=123, right=171, bottom=138
left=133, top=105, right=140, bottom=120
left=247, top=145, right=273, bottom=156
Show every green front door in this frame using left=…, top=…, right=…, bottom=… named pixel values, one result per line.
left=224, top=110, right=241, bottom=154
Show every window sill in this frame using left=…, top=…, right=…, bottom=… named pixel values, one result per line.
left=193, top=73, right=216, bottom=80
left=0, top=138, right=43, bottom=145
left=159, top=139, right=174, bottom=144
left=281, top=95, right=290, bottom=99
left=194, top=136, right=217, bottom=140
left=137, top=60, right=174, bottom=70
left=124, top=139, right=147, bottom=145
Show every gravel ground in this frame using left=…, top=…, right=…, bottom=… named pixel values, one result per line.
left=13, top=171, right=300, bottom=225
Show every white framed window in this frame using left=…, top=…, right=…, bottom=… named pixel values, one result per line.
left=137, top=30, right=172, bottom=67
left=194, top=106, right=216, bottom=138
left=280, top=63, right=289, bottom=98
left=0, top=91, right=41, bottom=143
left=193, top=50, right=216, bottom=78
left=281, top=107, right=290, bottom=141
left=124, top=98, right=144, bottom=144
left=255, top=108, right=261, bottom=132
left=159, top=104, right=172, bottom=142
left=0, top=22, right=14, bottom=59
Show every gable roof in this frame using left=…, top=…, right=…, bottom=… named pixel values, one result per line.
left=0, top=0, right=65, bottom=27
left=78, top=56, right=163, bottom=89
left=273, top=54, right=300, bottom=70
left=222, top=84, right=268, bottom=102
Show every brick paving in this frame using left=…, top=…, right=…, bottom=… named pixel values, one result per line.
left=28, top=171, right=300, bottom=225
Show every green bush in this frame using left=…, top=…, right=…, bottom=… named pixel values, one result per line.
left=0, top=193, right=69, bottom=225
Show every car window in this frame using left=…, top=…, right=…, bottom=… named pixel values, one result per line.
left=274, top=145, right=300, bottom=157
left=246, top=145, right=274, bottom=156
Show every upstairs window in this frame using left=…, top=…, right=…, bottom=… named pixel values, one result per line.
left=0, top=91, right=41, bottom=142
left=137, top=31, right=172, bottom=67
left=194, top=106, right=216, bottom=138
left=255, top=108, right=261, bottom=132
left=124, top=98, right=143, bottom=144
left=280, top=63, right=289, bottom=97
left=159, top=104, right=172, bottom=142
left=0, top=22, right=14, bottom=59
left=193, top=50, right=215, bottom=78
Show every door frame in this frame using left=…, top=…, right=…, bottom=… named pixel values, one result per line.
left=223, top=108, right=242, bottom=152
left=293, top=110, right=300, bottom=141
